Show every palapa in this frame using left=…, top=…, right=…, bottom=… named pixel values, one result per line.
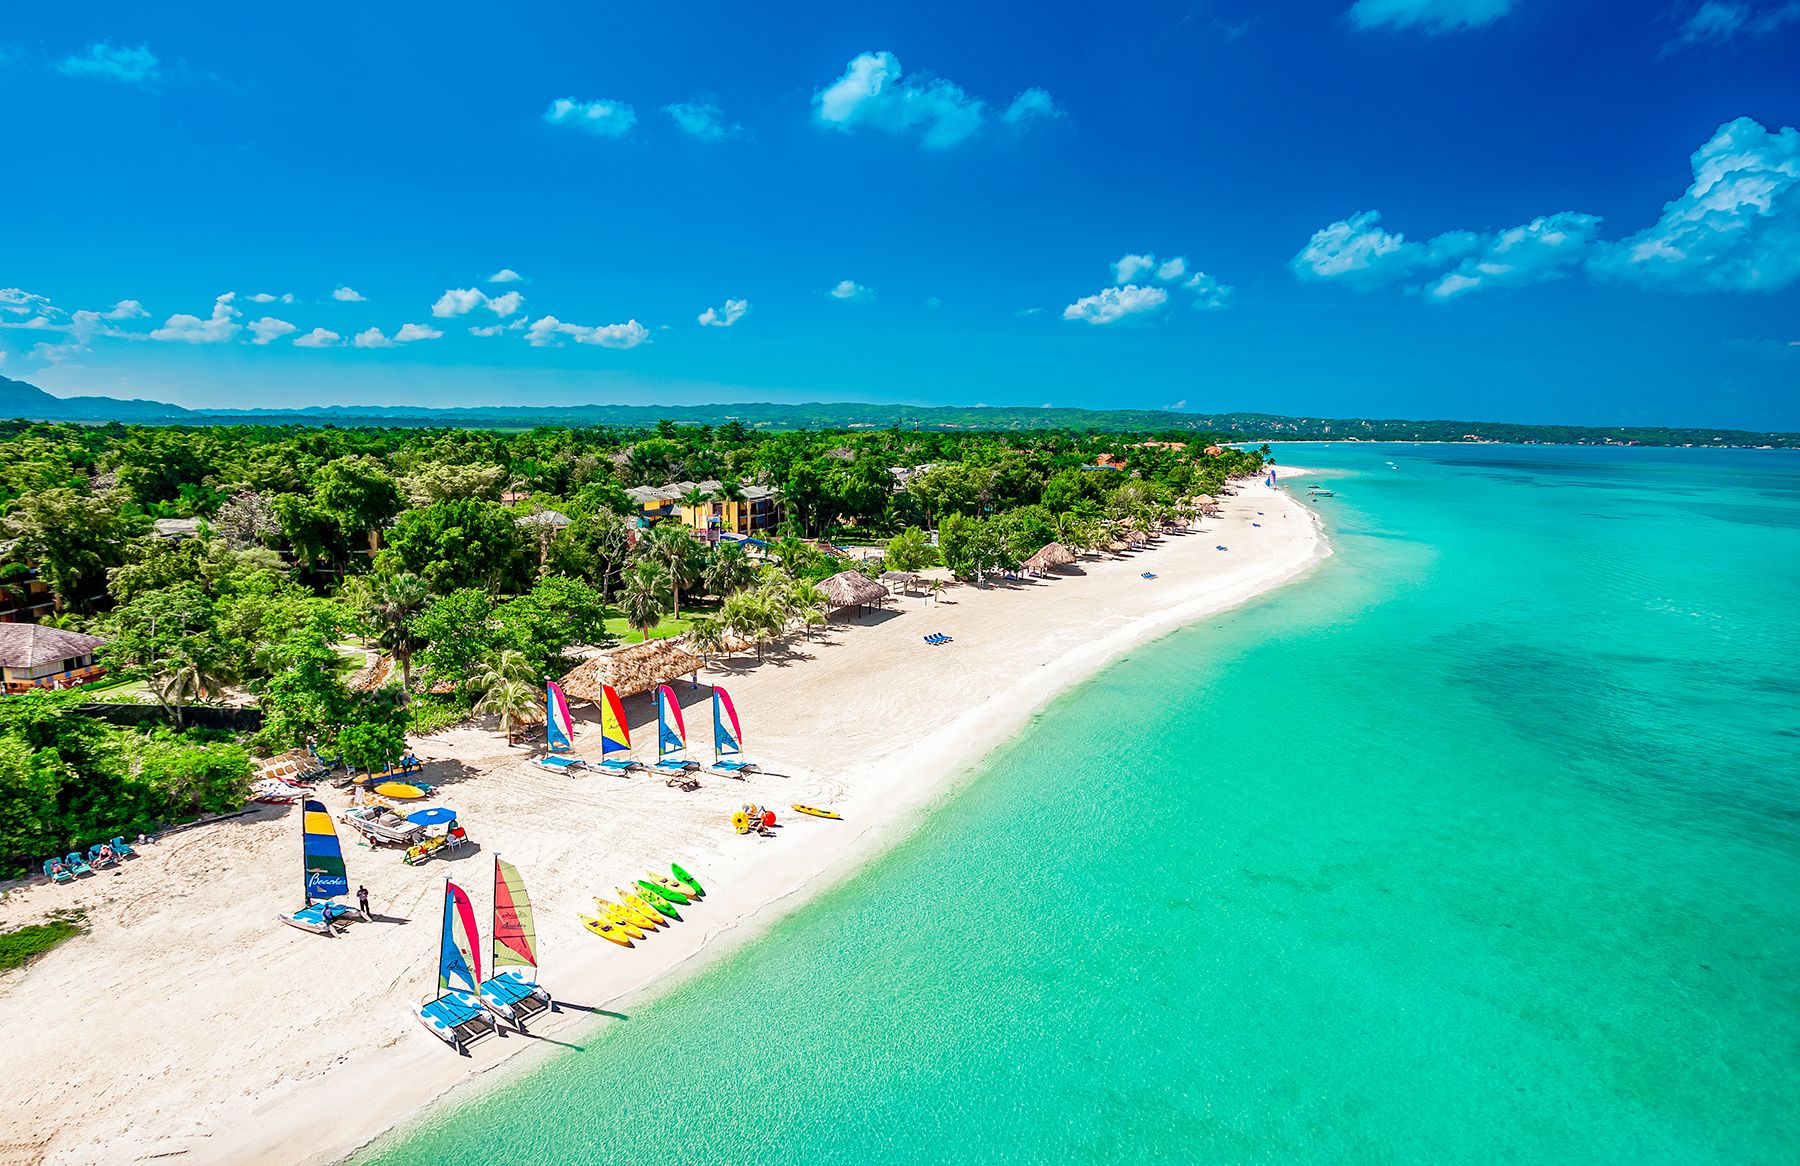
left=559, top=637, right=704, bottom=701
left=1020, top=542, right=1076, bottom=573
left=820, top=569, right=889, bottom=609
left=879, top=569, right=921, bottom=594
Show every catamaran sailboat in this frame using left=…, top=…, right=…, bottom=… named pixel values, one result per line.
left=650, top=684, right=701, bottom=781
left=277, top=800, right=368, bottom=935
left=477, top=856, right=553, bottom=1030
left=411, top=880, right=498, bottom=1054
left=706, top=686, right=758, bottom=778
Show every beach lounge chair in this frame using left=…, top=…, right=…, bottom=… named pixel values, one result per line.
left=87, top=843, right=116, bottom=869
left=43, top=858, right=72, bottom=884
left=64, top=851, right=93, bottom=877
left=1141, top=572, right=1157, bottom=579
left=1216, top=545, right=1228, bottom=551
left=110, top=836, right=138, bottom=859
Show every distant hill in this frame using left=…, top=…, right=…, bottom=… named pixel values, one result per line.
left=1, top=374, right=1795, bottom=447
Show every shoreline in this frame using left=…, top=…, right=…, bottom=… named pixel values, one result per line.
left=0, top=473, right=1327, bottom=1166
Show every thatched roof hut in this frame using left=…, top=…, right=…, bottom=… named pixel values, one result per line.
left=820, top=570, right=889, bottom=609
left=1021, top=542, right=1075, bottom=573
left=560, top=638, right=704, bottom=702
left=1107, top=539, right=1130, bottom=553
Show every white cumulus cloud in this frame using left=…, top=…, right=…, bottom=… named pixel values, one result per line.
left=353, top=327, right=396, bottom=349
left=813, top=51, right=1054, bottom=149
left=149, top=293, right=241, bottom=344
left=1427, top=213, right=1603, bottom=299
left=1669, top=1, right=1800, bottom=47
left=332, top=286, right=366, bottom=302
left=665, top=101, right=743, bottom=142
left=1290, top=210, right=1477, bottom=289
left=248, top=317, right=297, bottom=345
left=57, top=43, right=160, bottom=85
left=395, top=322, right=443, bottom=342
left=487, top=268, right=524, bottom=283
left=100, top=299, right=148, bottom=320
left=1185, top=272, right=1234, bottom=310
left=433, top=288, right=522, bottom=318
left=698, top=298, right=749, bottom=327
left=293, top=328, right=342, bottom=348
left=247, top=292, right=296, bottom=304
left=1157, top=257, right=1188, bottom=282
left=1589, top=117, right=1800, bottom=293
left=1348, top=0, right=1516, bottom=33
left=1112, top=254, right=1159, bottom=284
left=1062, top=284, right=1170, bottom=325
left=829, top=280, right=873, bottom=301
left=524, top=316, right=650, bottom=349
left=545, top=97, right=637, bottom=138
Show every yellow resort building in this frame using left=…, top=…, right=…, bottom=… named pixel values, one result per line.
left=624, top=480, right=783, bottom=540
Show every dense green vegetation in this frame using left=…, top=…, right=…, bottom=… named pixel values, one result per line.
left=0, top=419, right=1266, bottom=871
left=5, top=375, right=1795, bottom=446
left=0, top=913, right=84, bottom=971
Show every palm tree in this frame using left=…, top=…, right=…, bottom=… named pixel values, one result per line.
left=686, top=614, right=728, bottom=664
left=152, top=650, right=233, bottom=729
left=679, top=484, right=714, bottom=529
left=466, top=648, right=541, bottom=745
left=641, top=523, right=702, bottom=619
left=786, top=580, right=829, bottom=638
left=372, top=572, right=429, bottom=702
left=622, top=560, right=672, bottom=642
left=702, top=541, right=756, bottom=598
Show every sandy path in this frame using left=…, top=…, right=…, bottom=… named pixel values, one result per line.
left=0, top=473, right=1323, bottom=1166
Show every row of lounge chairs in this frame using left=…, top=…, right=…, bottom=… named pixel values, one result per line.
left=42, top=837, right=139, bottom=883
left=923, top=632, right=955, bottom=646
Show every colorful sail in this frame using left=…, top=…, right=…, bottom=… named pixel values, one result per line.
left=438, top=881, right=482, bottom=995
left=492, top=858, right=537, bottom=971
left=546, top=681, right=575, bottom=752
left=301, top=799, right=349, bottom=900
left=656, top=684, right=687, bottom=760
left=600, top=683, right=631, bottom=757
left=713, top=687, right=743, bottom=760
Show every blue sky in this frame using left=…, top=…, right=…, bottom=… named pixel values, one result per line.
left=2, top=0, right=1797, bottom=427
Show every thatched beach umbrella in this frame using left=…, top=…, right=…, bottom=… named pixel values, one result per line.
left=1021, top=542, right=1076, bottom=574
left=560, top=638, right=704, bottom=702
left=821, top=569, right=889, bottom=612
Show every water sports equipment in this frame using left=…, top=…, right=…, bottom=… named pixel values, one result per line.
left=411, top=881, right=498, bottom=1052
left=790, top=804, right=842, bottom=820
left=278, top=800, right=366, bottom=935
left=480, top=857, right=553, bottom=1028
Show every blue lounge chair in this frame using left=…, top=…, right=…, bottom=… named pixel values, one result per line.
left=1216, top=545, right=1228, bottom=551
left=87, top=843, right=117, bottom=869
left=111, top=836, right=138, bottom=859
left=43, top=858, right=72, bottom=884
left=1141, top=572, right=1157, bottom=579
left=64, top=851, right=93, bottom=877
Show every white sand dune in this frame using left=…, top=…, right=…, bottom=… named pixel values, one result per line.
left=0, top=475, right=1323, bottom=1166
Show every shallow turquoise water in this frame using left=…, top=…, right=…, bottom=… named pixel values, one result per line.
left=357, top=445, right=1800, bottom=1164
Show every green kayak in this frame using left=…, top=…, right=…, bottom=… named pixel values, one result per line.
left=670, top=862, right=705, bottom=898
left=638, top=878, right=689, bottom=907
left=627, top=884, right=681, bottom=921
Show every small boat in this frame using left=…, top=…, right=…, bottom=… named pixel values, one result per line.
left=706, top=688, right=758, bottom=778
left=618, top=888, right=668, bottom=926
left=579, top=914, right=635, bottom=947
left=278, top=801, right=368, bottom=935
left=630, top=884, right=682, bottom=921
left=790, top=804, right=842, bottom=820
left=641, top=874, right=691, bottom=904
left=594, top=901, right=647, bottom=939
left=481, top=857, right=553, bottom=1029
left=670, top=863, right=704, bottom=898
left=410, top=880, right=498, bottom=1053
left=649, top=685, right=702, bottom=780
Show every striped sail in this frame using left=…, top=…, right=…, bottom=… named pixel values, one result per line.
left=600, top=683, right=631, bottom=757
left=713, top=687, right=743, bottom=759
left=546, top=681, right=575, bottom=752
left=439, top=881, right=482, bottom=996
left=301, top=799, right=349, bottom=900
left=656, top=684, right=687, bottom=761
left=492, top=858, right=537, bottom=971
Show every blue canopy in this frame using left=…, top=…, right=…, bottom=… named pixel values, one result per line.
left=407, top=807, right=459, bottom=826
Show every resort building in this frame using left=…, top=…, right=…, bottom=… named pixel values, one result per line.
left=624, top=480, right=783, bottom=539
left=0, top=624, right=107, bottom=692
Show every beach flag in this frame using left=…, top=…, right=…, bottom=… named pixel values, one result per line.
left=600, top=683, right=631, bottom=756
left=546, top=681, right=575, bottom=752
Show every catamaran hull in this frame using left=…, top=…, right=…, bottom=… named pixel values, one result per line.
left=277, top=911, right=331, bottom=935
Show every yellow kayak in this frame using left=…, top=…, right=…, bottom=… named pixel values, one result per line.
left=579, top=914, right=635, bottom=948
left=592, top=900, right=646, bottom=939
left=617, top=888, right=666, bottom=928
left=791, top=804, right=842, bottom=820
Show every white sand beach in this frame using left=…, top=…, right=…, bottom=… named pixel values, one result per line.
left=0, top=474, right=1323, bottom=1166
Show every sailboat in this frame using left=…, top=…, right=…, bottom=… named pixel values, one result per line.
left=532, top=681, right=588, bottom=775
left=649, top=684, right=700, bottom=780
left=706, top=686, right=758, bottom=778
left=592, top=683, right=644, bottom=776
left=411, top=880, right=498, bottom=1053
left=478, top=856, right=553, bottom=1029
left=276, top=800, right=367, bottom=935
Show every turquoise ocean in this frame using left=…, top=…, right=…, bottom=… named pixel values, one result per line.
left=356, top=445, right=1800, bottom=1164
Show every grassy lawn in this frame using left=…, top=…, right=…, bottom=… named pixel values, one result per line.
left=603, top=613, right=695, bottom=643
left=0, top=915, right=83, bottom=972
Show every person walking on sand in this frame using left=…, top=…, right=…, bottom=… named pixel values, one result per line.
left=357, top=884, right=371, bottom=919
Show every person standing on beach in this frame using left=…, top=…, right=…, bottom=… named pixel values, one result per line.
left=357, top=885, right=371, bottom=919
